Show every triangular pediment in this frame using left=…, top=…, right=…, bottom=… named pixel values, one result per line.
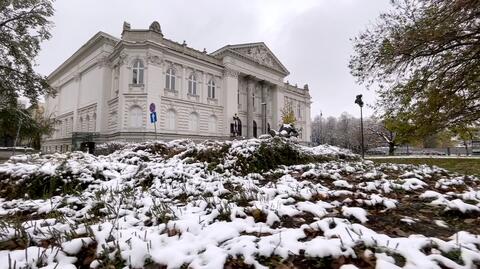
left=211, top=42, right=289, bottom=75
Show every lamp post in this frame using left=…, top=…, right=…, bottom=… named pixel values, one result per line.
left=355, top=94, right=365, bottom=159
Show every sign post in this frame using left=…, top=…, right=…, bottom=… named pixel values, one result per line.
left=149, top=103, right=158, bottom=140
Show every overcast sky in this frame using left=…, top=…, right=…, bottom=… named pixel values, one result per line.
left=35, top=0, right=392, bottom=118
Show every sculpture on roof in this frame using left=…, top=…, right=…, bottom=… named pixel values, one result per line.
left=149, top=21, right=162, bottom=34
left=123, top=21, right=131, bottom=31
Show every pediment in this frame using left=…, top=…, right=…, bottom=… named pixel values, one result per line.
left=212, top=42, right=289, bottom=75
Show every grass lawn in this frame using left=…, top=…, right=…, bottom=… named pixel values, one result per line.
left=368, top=157, right=480, bottom=177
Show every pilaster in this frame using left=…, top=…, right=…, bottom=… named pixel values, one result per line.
left=73, top=73, right=81, bottom=132
left=261, top=82, right=268, bottom=134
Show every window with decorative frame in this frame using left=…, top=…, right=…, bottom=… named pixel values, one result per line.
left=207, top=78, right=217, bottom=99
left=132, top=59, right=144, bottom=84
left=188, top=73, right=197, bottom=95
left=165, top=68, right=176, bottom=90
left=207, top=79, right=216, bottom=99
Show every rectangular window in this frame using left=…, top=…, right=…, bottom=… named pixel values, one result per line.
left=132, top=69, right=138, bottom=84
left=138, top=69, right=144, bottom=84
left=208, top=86, right=215, bottom=99
left=188, top=81, right=197, bottom=95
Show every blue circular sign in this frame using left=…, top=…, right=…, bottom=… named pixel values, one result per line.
left=149, top=103, right=156, bottom=112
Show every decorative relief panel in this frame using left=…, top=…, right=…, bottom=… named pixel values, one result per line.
left=146, top=52, right=163, bottom=66
left=232, top=45, right=284, bottom=72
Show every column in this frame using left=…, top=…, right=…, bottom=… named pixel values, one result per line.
left=271, top=85, right=281, bottom=130
left=246, top=77, right=255, bottom=138
left=261, top=82, right=268, bottom=134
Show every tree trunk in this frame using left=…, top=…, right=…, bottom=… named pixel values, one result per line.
left=388, top=142, right=395, bottom=156
left=464, top=141, right=469, bottom=156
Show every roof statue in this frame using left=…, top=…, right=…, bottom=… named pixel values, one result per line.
left=149, top=21, right=162, bottom=34
left=123, top=21, right=131, bottom=31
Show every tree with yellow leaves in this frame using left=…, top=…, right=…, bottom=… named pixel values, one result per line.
left=281, top=102, right=296, bottom=125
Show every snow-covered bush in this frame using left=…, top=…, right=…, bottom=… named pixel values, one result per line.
left=0, top=138, right=479, bottom=268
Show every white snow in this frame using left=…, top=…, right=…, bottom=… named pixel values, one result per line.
left=0, top=138, right=478, bottom=268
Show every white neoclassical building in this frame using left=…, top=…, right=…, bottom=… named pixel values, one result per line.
left=43, top=21, right=311, bottom=152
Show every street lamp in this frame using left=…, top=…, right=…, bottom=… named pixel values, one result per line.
left=355, top=94, right=365, bottom=159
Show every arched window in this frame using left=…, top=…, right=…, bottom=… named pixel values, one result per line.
left=166, top=68, right=176, bottom=90
left=253, top=120, right=258, bottom=138
left=297, top=103, right=302, bottom=119
left=166, top=109, right=176, bottom=130
left=208, top=115, right=217, bottom=133
left=188, top=73, right=197, bottom=95
left=132, top=59, right=144, bottom=84
left=189, top=112, right=199, bottom=132
left=207, top=79, right=216, bottom=99
left=129, top=106, right=143, bottom=128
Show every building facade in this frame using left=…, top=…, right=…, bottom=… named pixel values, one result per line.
left=43, top=21, right=311, bottom=152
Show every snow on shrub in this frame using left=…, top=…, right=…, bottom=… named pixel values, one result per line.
left=0, top=138, right=478, bottom=268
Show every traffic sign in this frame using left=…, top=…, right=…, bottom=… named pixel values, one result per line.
left=150, top=112, right=157, bottom=123
left=149, top=103, right=156, bottom=113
